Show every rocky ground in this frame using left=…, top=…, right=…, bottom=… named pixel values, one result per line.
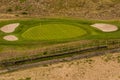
left=0, top=0, right=120, bottom=20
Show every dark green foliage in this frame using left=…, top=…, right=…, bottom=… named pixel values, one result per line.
left=18, top=77, right=31, bottom=80
left=43, top=52, right=48, bottom=55
left=21, top=12, right=28, bottom=15
left=6, top=8, right=12, bottom=12
left=117, top=56, right=120, bottom=63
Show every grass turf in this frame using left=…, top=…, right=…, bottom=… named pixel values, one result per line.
left=22, top=24, right=87, bottom=40
left=0, top=18, right=120, bottom=44
left=0, top=18, right=120, bottom=61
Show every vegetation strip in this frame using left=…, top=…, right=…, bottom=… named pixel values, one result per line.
left=0, top=39, right=120, bottom=74
left=0, top=18, right=120, bottom=43
left=0, top=45, right=107, bottom=67
left=0, top=18, right=120, bottom=74
left=0, top=39, right=120, bottom=67
left=1, top=47, right=120, bottom=74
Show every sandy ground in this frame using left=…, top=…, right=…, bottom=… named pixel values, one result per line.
left=91, top=23, right=118, bottom=32
left=0, top=53, right=120, bottom=80
left=0, top=23, right=20, bottom=33
left=3, top=35, right=18, bottom=41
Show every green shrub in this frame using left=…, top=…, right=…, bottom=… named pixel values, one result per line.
left=117, top=56, right=120, bottom=63
left=19, top=0, right=27, bottom=3
left=43, top=52, right=48, bottom=55
left=21, top=12, right=28, bottom=15
left=18, top=77, right=31, bottom=80
left=6, top=8, right=12, bottom=12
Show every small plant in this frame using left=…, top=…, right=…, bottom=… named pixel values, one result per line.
left=43, top=52, right=47, bottom=55
left=66, top=74, right=69, bottom=77
left=18, top=77, right=31, bottom=80
left=19, top=0, right=27, bottom=3
left=21, top=12, right=28, bottom=15
left=103, top=54, right=114, bottom=62
left=6, top=8, right=12, bottom=12
left=117, top=56, right=120, bottom=63
left=84, top=58, right=94, bottom=64
left=15, top=14, right=19, bottom=17
left=25, top=77, right=31, bottom=80
left=43, top=64, right=48, bottom=67
left=118, top=76, right=120, bottom=78
left=15, top=6, right=22, bottom=10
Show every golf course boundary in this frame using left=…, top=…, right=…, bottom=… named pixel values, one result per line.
left=0, top=39, right=120, bottom=74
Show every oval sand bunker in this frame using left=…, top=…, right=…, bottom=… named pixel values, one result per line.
left=3, top=35, right=18, bottom=41
left=91, top=23, right=118, bottom=32
left=0, top=23, right=20, bottom=33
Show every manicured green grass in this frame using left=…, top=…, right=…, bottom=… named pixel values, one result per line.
left=0, top=18, right=120, bottom=62
left=22, top=24, right=87, bottom=40
left=0, top=18, right=120, bottom=44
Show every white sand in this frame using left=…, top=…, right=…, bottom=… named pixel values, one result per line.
left=3, top=35, right=18, bottom=41
left=91, top=23, right=118, bottom=32
left=0, top=23, right=20, bottom=33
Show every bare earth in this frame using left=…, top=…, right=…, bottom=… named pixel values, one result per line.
left=91, top=23, right=118, bottom=32
left=3, top=35, right=18, bottom=41
left=0, top=53, right=120, bottom=80
left=0, top=23, right=20, bottom=33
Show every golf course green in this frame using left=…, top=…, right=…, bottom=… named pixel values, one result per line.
left=0, top=18, right=120, bottom=43
left=0, top=18, right=120, bottom=66
left=22, top=24, right=86, bottom=40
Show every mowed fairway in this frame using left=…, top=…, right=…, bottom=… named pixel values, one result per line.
left=22, top=24, right=87, bottom=40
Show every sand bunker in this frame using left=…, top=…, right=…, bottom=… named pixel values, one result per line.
left=91, top=23, right=118, bottom=32
left=0, top=23, right=20, bottom=33
left=3, top=35, right=18, bottom=41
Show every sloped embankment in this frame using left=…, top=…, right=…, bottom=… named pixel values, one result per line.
left=0, top=0, right=120, bottom=19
